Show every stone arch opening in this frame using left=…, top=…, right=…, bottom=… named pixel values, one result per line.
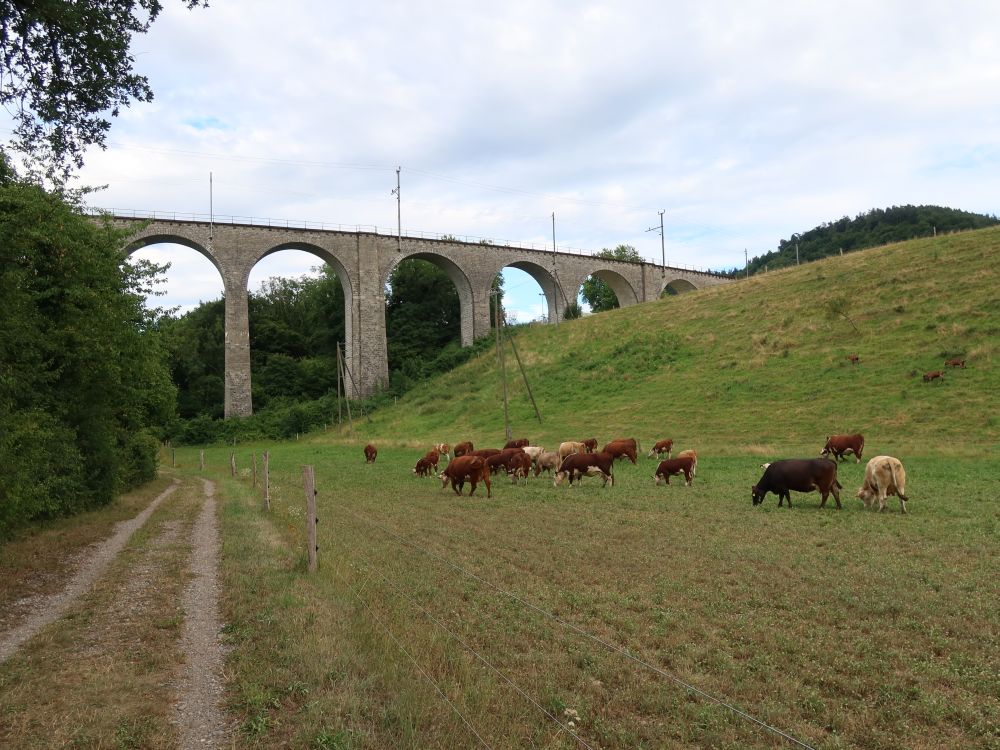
left=661, top=278, right=698, bottom=296
left=247, top=243, right=356, bottom=406
left=579, top=268, right=640, bottom=313
left=501, top=261, right=566, bottom=325
left=123, top=234, right=225, bottom=312
left=383, top=251, right=475, bottom=347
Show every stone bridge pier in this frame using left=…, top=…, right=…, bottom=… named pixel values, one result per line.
left=114, top=216, right=731, bottom=418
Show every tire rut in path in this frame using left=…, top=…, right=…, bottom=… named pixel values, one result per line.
left=0, top=480, right=180, bottom=665
left=172, top=478, right=231, bottom=749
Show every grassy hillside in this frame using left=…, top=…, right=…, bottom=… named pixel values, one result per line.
left=355, top=227, right=999, bottom=457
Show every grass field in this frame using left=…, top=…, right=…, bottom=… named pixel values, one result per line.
left=2, top=230, right=998, bottom=748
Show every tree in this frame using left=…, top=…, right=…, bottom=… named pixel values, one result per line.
left=1, top=0, right=207, bottom=179
left=580, top=244, right=641, bottom=313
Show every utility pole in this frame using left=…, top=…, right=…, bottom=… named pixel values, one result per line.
left=391, top=166, right=401, bottom=252
left=796, top=242, right=800, bottom=265
left=493, top=288, right=511, bottom=441
left=551, top=212, right=556, bottom=253
left=646, top=209, right=665, bottom=276
left=745, top=248, right=749, bottom=279
left=208, top=172, right=214, bottom=251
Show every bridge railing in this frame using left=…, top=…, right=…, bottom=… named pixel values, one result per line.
left=85, top=206, right=734, bottom=278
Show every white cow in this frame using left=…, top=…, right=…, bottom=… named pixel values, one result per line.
left=856, top=456, right=909, bottom=513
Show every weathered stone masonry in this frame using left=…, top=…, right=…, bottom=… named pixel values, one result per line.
left=116, top=218, right=731, bottom=418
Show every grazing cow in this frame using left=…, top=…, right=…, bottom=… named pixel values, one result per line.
left=752, top=459, right=842, bottom=509
left=554, top=452, right=615, bottom=487
left=602, top=438, right=638, bottom=465
left=856, top=456, right=909, bottom=513
left=821, top=434, right=865, bottom=463
left=486, top=448, right=524, bottom=475
left=453, top=441, right=474, bottom=457
left=923, top=370, right=945, bottom=383
left=759, top=462, right=772, bottom=470
left=676, top=449, right=698, bottom=476
left=506, top=451, right=533, bottom=483
left=504, top=438, right=529, bottom=449
left=846, top=354, right=860, bottom=365
left=363, top=443, right=377, bottom=463
left=522, top=446, right=545, bottom=464
left=470, top=448, right=501, bottom=459
left=434, top=443, right=451, bottom=459
left=558, top=441, right=587, bottom=460
left=647, top=439, right=674, bottom=459
left=944, top=358, right=965, bottom=369
left=423, top=449, right=441, bottom=471
left=413, top=457, right=434, bottom=477
left=581, top=438, right=598, bottom=452
left=439, top=456, right=492, bottom=498
left=652, top=455, right=696, bottom=486
left=533, top=451, right=561, bottom=477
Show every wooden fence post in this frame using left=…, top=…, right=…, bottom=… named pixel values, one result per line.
left=199, top=450, right=205, bottom=471
left=263, top=451, right=270, bottom=511
left=230, top=451, right=236, bottom=478
left=303, top=465, right=318, bottom=572
left=252, top=452, right=258, bottom=488
left=171, top=446, right=176, bottom=467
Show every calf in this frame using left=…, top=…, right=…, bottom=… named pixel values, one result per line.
left=363, top=443, right=377, bottom=463
left=433, top=443, right=451, bottom=459
left=533, top=451, right=561, bottom=477
left=923, top=370, right=945, bottom=383
left=486, top=448, right=524, bottom=475
left=423, top=449, right=440, bottom=471
left=554, top=452, right=615, bottom=487
left=752, top=459, right=842, bottom=509
left=581, top=438, right=598, bottom=452
left=412, top=457, right=433, bottom=477
left=652, top=455, right=696, bottom=486
left=558, top=441, right=587, bottom=460
left=439, top=455, right=491, bottom=498
left=856, top=455, right=909, bottom=513
left=504, top=438, right=529, bottom=449
left=944, top=358, right=965, bottom=369
left=647, top=439, right=673, bottom=459
left=602, top=438, right=638, bottom=465
left=506, top=451, right=533, bottom=483
left=453, top=441, right=474, bottom=457
left=821, top=433, right=864, bottom=463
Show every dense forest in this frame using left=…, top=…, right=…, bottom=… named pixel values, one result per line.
left=746, top=205, right=998, bottom=275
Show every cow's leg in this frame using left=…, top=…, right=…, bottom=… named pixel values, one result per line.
left=831, top=483, right=842, bottom=509
left=468, top=479, right=477, bottom=496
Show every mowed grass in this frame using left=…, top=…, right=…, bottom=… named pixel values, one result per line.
left=197, top=442, right=998, bottom=749
left=200, top=232, right=998, bottom=748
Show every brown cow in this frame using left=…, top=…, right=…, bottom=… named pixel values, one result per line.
left=470, top=448, right=501, bottom=459
left=453, top=441, right=474, bottom=457
left=363, top=443, right=377, bottom=463
left=846, top=354, right=860, bottom=365
left=533, top=451, right=561, bottom=476
left=434, top=443, right=451, bottom=459
left=676, top=449, right=698, bottom=476
left=423, top=449, right=440, bottom=471
left=752, top=459, right=842, bottom=509
left=944, top=358, right=965, bottom=369
left=602, top=438, right=638, bottom=465
left=504, top=438, right=529, bottom=449
left=554, top=452, right=615, bottom=487
left=439, top=455, right=492, bottom=498
left=506, top=451, right=532, bottom=483
left=486, top=448, right=524, bottom=475
left=647, top=439, right=673, bottom=459
left=652, top=455, right=696, bottom=486
left=413, top=457, right=434, bottom=477
left=923, top=370, right=945, bottom=382
left=581, top=438, right=598, bottom=452
left=856, top=456, right=909, bottom=513
left=821, top=434, right=864, bottom=463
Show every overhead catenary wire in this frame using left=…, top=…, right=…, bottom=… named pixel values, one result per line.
left=335, top=506, right=819, bottom=750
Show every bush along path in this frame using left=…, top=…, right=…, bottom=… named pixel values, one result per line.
left=0, top=476, right=232, bottom=749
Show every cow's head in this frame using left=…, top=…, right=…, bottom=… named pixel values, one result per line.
left=855, top=485, right=876, bottom=508
left=751, top=485, right=766, bottom=505
left=553, top=471, right=567, bottom=487
left=653, top=473, right=663, bottom=485
left=438, top=472, right=449, bottom=488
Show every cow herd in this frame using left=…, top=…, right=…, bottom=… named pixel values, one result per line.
left=363, top=431, right=912, bottom=513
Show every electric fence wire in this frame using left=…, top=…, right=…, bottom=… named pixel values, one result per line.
left=345, top=555, right=597, bottom=750
left=336, top=566, right=495, bottom=750
left=336, top=505, right=819, bottom=750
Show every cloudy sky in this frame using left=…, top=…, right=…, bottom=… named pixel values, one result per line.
left=54, top=1, right=1000, bottom=319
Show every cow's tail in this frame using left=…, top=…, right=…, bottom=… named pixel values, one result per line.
left=858, top=435, right=865, bottom=461
left=834, top=478, right=843, bottom=489
left=889, top=461, right=908, bottom=502
left=636, top=438, right=642, bottom=452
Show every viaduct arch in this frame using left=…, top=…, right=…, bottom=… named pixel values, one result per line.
left=116, top=217, right=731, bottom=418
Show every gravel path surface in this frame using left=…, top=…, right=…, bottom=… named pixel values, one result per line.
left=173, top=479, right=231, bottom=749
left=0, top=480, right=180, bottom=665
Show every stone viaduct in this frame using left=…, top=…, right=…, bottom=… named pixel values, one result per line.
left=114, top=216, right=732, bottom=418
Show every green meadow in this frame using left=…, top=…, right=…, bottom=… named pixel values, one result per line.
left=201, top=228, right=998, bottom=748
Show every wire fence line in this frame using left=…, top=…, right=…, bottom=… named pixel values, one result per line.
left=84, top=206, right=732, bottom=277
left=334, top=504, right=819, bottom=750
left=345, top=554, right=597, bottom=750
